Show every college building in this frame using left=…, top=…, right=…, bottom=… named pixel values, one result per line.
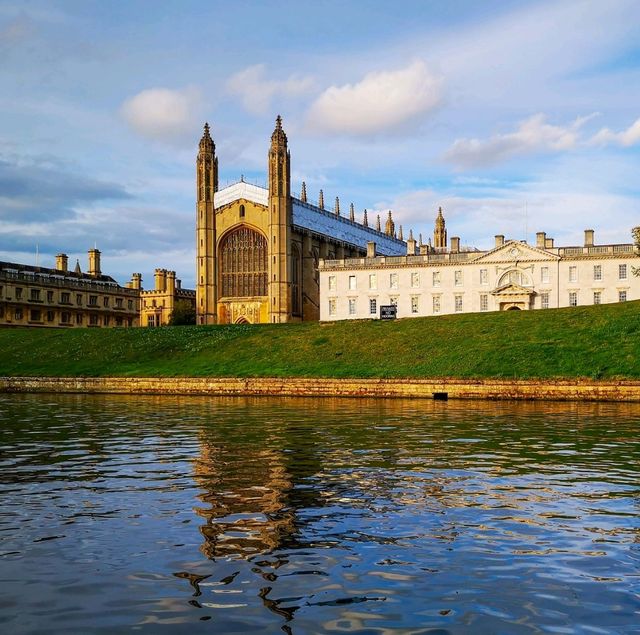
left=319, top=209, right=639, bottom=321
left=195, top=117, right=405, bottom=324
left=137, top=268, right=196, bottom=327
left=0, top=249, right=139, bottom=328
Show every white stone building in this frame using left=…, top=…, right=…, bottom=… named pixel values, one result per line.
left=319, top=213, right=639, bottom=321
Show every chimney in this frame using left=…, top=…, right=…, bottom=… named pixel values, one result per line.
left=495, top=235, right=505, bottom=248
left=131, top=273, right=142, bottom=290
left=166, top=270, right=176, bottom=294
left=176, top=278, right=182, bottom=290
left=55, top=253, right=68, bottom=272
left=545, top=237, right=554, bottom=249
left=87, top=249, right=101, bottom=277
left=406, top=235, right=416, bottom=256
left=367, top=241, right=376, bottom=258
left=536, top=232, right=546, bottom=249
left=584, top=229, right=594, bottom=247
left=154, top=268, right=167, bottom=292
left=450, top=236, right=460, bottom=253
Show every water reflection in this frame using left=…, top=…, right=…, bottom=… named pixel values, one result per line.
left=0, top=395, right=639, bottom=634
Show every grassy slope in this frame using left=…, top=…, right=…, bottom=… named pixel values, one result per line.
left=0, top=301, right=639, bottom=379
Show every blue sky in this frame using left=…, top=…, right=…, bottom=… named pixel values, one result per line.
left=1, top=0, right=639, bottom=288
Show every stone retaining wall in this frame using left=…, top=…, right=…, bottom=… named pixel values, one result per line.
left=1, top=376, right=640, bottom=401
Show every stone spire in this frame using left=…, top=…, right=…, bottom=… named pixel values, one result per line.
left=74, top=259, right=81, bottom=274
left=434, top=206, right=447, bottom=249
left=318, top=189, right=324, bottom=209
left=419, top=233, right=423, bottom=246
left=376, top=214, right=381, bottom=232
left=409, top=229, right=414, bottom=241
left=398, top=225, right=403, bottom=241
left=384, top=210, right=395, bottom=236
left=301, top=181, right=307, bottom=202
left=199, top=122, right=215, bottom=154
left=271, top=114, right=288, bottom=146
left=335, top=196, right=340, bottom=216
left=363, top=209, right=368, bottom=227
left=349, top=202, right=355, bottom=222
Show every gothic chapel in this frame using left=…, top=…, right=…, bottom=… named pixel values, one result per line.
left=195, top=117, right=406, bottom=324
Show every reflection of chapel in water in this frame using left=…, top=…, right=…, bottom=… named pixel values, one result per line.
left=192, top=413, right=330, bottom=559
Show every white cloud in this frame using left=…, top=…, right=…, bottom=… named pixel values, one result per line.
left=226, top=64, right=313, bottom=116
left=590, top=117, right=640, bottom=147
left=306, top=60, right=442, bottom=136
left=444, top=113, right=598, bottom=170
left=120, top=87, right=202, bottom=142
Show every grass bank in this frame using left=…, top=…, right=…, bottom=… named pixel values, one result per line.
left=1, top=301, right=639, bottom=379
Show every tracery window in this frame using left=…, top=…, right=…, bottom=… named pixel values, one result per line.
left=220, top=227, right=268, bottom=297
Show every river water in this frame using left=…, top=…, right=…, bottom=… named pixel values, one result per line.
left=0, top=394, right=638, bottom=634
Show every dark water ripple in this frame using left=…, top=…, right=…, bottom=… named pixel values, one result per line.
left=0, top=395, right=639, bottom=634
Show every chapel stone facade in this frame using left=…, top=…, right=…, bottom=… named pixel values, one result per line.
left=195, top=117, right=406, bottom=325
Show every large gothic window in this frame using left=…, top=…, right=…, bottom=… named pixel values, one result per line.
left=220, top=227, right=268, bottom=298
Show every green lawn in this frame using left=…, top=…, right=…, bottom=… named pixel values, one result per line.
left=1, top=301, right=639, bottom=379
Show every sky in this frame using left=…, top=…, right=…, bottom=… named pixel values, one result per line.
left=1, top=0, right=639, bottom=288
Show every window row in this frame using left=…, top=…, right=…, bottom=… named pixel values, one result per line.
left=329, top=263, right=632, bottom=292
left=326, top=289, right=629, bottom=317
left=0, top=286, right=132, bottom=309
left=0, top=306, right=132, bottom=326
left=564, top=264, right=628, bottom=283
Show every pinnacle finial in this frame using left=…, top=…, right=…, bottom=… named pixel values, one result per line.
left=301, top=181, right=307, bottom=202
left=376, top=214, right=381, bottom=232
left=318, top=189, right=324, bottom=210
left=419, top=233, right=423, bottom=246
left=335, top=196, right=340, bottom=216
left=270, top=114, right=288, bottom=145
left=409, top=229, right=414, bottom=241
left=398, top=225, right=403, bottom=241
left=199, top=121, right=214, bottom=153
left=363, top=209, right=368, bottom=227
left=349, top=202, right=355, bottom=222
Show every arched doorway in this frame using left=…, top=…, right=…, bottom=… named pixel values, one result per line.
left=507, top=306, right=521, bottom=311
left=235, top=316, right=250, bottom=324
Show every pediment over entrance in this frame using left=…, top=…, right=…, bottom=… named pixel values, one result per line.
left=491, top=282, right=536, bottom=297
left=474, top=240, right=559, bottom=264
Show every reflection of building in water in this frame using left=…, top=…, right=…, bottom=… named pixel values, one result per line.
left=193, top=438, right=296, bottom=559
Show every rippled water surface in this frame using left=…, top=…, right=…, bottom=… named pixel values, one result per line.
left=1, top=395, right=639, bottom=634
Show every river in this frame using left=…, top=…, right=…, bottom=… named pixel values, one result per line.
left=0, top=394, right=638, bottom=633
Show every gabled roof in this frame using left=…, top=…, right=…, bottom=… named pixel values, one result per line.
left=473, top=240, right=559, bottom=264
left=215, top=182, right=268, bottom=209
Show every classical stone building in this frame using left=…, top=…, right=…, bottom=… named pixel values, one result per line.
left=320, top=210, right=640, bottom=321
left=0, top=249, right=139, bottom=328
left=195, top=117, right=406, bottom=325
left=136, top=269, right=196, bottom=327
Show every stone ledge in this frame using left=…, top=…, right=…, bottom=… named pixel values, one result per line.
left=1, top=376, right=640, bottom=402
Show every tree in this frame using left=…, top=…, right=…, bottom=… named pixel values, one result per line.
left=168, top=300, right=196, bottom=326
left=633, top=227, right=640, bottom=277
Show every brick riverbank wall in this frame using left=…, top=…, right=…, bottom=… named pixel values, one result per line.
left=1, top=376, right=640, bottom=402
